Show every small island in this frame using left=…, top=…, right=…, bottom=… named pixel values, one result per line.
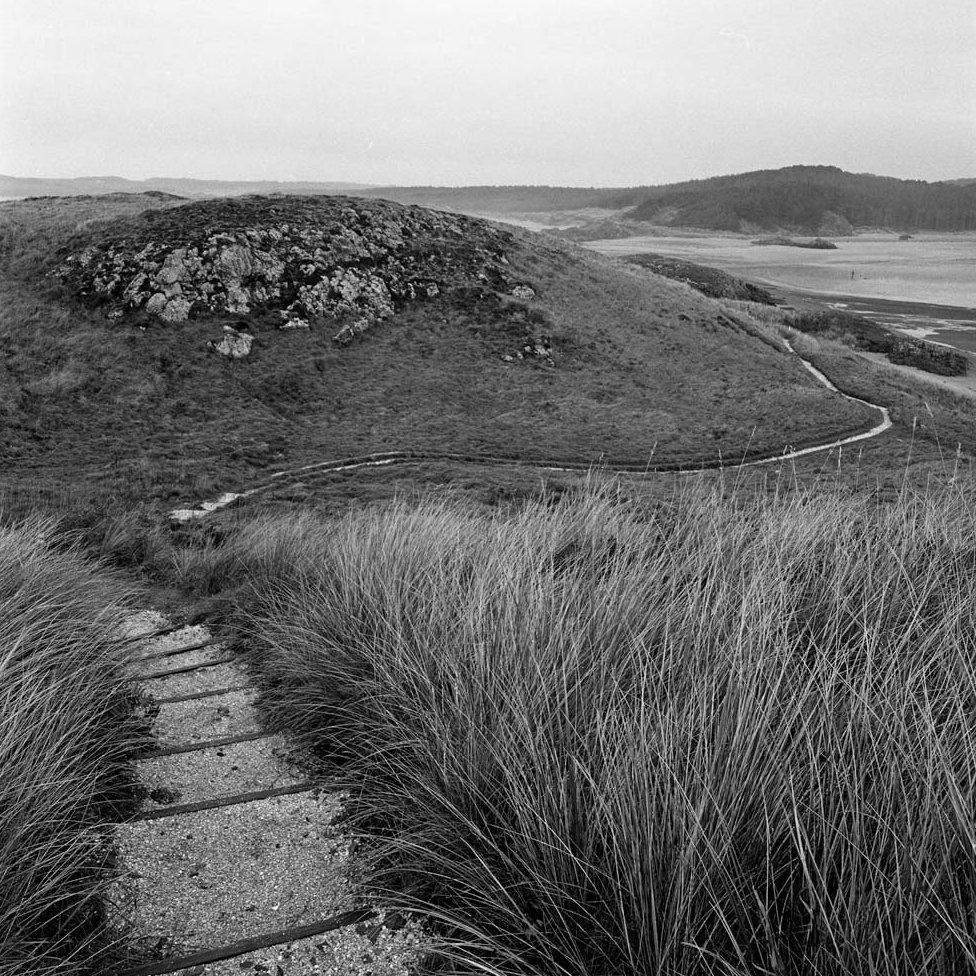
left=753, top=235, right=838, bottom=249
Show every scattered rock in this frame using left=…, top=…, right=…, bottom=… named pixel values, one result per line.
left=159, top=297, right=192, bottom=323
left=145, top=293, right=168, bottom=315
left=511, top=284, right=535, bottom=300
left=209, top=325, right=254, bottom=359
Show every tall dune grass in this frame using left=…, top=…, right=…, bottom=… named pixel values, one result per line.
left=0, top=517, right=139, bottom=975
left=226, top=484, right=976, bottom=975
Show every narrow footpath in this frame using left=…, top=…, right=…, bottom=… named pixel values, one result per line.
left=112, top=612, right=420, bottom=976
left=171, top=334, right=893, bottom=522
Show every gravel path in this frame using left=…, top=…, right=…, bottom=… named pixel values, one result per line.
left=114, top=613, right=422, bottom=975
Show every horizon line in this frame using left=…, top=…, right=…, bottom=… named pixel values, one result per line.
left=3, top=163, right=974, bottom=190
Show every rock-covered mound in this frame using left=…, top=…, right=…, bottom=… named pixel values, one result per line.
left=53, top=195, right=520, bottom=343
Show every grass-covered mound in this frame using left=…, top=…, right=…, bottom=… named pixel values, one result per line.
left=626, top=253, right=776, bottom=303
left=192, top=484, right=976, bottom=976
left=790, top=310, right=968, bottom=376
left=0, top=194, right=881, bottom=505
left=0, top=518, right=141, bottom=974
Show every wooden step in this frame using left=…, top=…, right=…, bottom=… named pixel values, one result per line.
left=151, top=689, right=263, bottom=750
left=136, top=735, right=308, bottom=811
left=141, top=661, right=249, bottom=700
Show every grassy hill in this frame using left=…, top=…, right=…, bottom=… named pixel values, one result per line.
left=625, top=165, right=976, bottom=233
left=0, top=192, right=881, bottom=509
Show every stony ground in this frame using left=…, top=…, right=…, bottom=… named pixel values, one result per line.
left=114, top=612, right=423, bottom=975
left=52, top=194, right=526, bottom=343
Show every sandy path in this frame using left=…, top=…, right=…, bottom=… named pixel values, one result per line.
left=170, top=337, right=893, bottom=521
left=112, top=613, right=421, bottom=975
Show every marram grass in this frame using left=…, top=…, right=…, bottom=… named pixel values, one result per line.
left=0, top=516, right=139, bottom=976
left=222, top=483, right=976, bottom=976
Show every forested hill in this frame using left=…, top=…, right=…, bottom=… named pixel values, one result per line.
left=345, top=169, right=976, bottom=232
left=625, top=166, right=976, bottom=233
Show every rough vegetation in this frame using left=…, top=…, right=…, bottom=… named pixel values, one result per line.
left=790, top=309, right=968, bottom=376
left=0, top=518, right=141, bottom=975
left=626, top=253, right=777, bottom=303
left=52, top=195, right=524, bottom=343
left=177, top=483, right=976, bottom=976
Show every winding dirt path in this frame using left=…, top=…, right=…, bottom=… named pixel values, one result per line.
left=172, top=336, right=892, bottom=521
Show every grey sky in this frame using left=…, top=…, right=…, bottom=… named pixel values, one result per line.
left=2, top=0, right=974, bottom=185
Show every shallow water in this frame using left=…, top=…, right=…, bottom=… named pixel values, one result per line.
left=587, top=233, right=976, bottom=309
left=587, top=232, right=976, bottom=354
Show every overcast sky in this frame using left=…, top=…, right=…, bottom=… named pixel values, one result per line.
left=2, top=0, right=973, bottom=185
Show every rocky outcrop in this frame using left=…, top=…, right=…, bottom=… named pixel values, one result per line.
left=54, top=195, right=518, bottom=344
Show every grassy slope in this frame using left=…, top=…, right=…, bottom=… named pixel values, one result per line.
left=182, top=485, right=976, bottom=976
left=0, top=195, right=876, bottom=507
left=787, top=331, right=976, bottom=456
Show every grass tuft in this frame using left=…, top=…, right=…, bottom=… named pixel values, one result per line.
left=226, top=482, right=976, bottom=975
left=0, top=516, right=142, bottom=975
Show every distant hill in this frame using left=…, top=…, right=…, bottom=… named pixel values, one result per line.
left=7, top=168, right=976, bottom=235
left=624, top=166, right=976, bottom=233
left=0, top=174, right=371, bottom=200
left=0, top=192, right=876, bottom=502
left=359, top=185, right=649, bottom=213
